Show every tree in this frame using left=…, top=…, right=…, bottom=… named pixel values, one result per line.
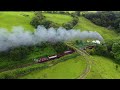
left=112, top=41, right=120, bottom=61
left=75, top=11, right=81, bottom=16
left=94, top=44, right=107, bottom=56
left=9, top=46, right=29, bottom=61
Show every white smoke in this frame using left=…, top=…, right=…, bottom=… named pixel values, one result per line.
left=0, top=25, right=104, bottom=52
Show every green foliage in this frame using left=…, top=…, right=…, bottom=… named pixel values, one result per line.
left=94, top=44, right=108, bottom=56
left=20, top=53, right=86, bottom=79
left=93, top=38, right=120, bottom=63
left=43, top=11, right=71, bottom=15
left=0, top=11, right=35, bottom=31
left=0, top=53, right=80, bottom=79
left=0, top=63, right=48, bottom=79
left=9, top=46, right=29, bottom=61
left=112, top=41, right=120, bottom=61
left=86, top=55, right=120, bottom=79
left=84, top=11, right=120, bottom=33
left=62, top=16, right=79, bottom=29
left=74, top=11, right=81, bottom=16
left=52, top=42, right=69, bottom=53
left=43, top=13, right=72, bottom=26
left=74, top=16, right=118, bottom=40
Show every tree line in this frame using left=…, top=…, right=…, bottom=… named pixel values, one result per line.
left=30, top=11, right=80, bottom=29
left=88, top=38, right=120, bottom=64
left=84, top=11, right=120, bottom=33
left=0, top=42, right=69, bottom=61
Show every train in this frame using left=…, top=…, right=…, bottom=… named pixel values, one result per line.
left=83, top=45, right=95, bottom=50
left=37, top=49, right=75, bottom=63
left=35, top=45, right=95, bottom=63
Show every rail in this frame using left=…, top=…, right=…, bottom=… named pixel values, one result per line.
left=65, top=42, right=93, bottom=79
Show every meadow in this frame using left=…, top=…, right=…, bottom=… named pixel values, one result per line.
left=74, top=17, right=118, bottom=40
left=0, top=11, right=120, bottom=79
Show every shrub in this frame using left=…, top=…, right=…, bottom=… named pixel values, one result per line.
left=94, top=44, right=108, bottom=56
left=62, top=16, right=79, bottom=29
left=112, top=41, right=120, bottom=62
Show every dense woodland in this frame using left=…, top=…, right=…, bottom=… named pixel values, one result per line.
left=84, top=11, right=120, bottom=33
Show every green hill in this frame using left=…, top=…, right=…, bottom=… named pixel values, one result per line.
left=74, top=16, right=118, bottom=40
left=0, top=11, right=35, bottom=31
left=19, top=55, right=120, bottom=79
left=0, top=12, right=73, bottom=31
left=0, top=12, right=120, bottom=79
left=43, top=13, right=73, bottom=26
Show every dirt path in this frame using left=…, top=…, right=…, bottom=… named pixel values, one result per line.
left=65, top=42, right=93, bottom=79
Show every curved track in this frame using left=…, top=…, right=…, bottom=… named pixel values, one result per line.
left=65, top=42, right=94, bottom=79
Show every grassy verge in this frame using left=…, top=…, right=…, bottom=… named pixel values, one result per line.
left=20, top=53, right=86, bottom=79
left=86, top=55, right=120, bottom=79
left=0, top=53, right=80, bottom=79
left=0, top=46, right=57, bottom=72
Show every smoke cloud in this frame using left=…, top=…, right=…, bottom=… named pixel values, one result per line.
left=0, top=25, right=104, bottom=51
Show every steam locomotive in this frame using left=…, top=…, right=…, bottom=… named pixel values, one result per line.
left=35, top=45, right=95, bottom=63
left=37, top=50, right=75, bottom=63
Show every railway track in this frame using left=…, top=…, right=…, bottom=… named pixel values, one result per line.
left=65, top=42, right=93, bottom=79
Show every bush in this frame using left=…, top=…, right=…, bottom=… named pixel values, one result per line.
left=62, top=16, right=79, bottom=29
left=53, top=42, right=69, bottom=53
left=112, top=41, right=120, bottom=62
left=8, top=46, right=29, bottom=61
left=94, top=43, right=108, bottom=56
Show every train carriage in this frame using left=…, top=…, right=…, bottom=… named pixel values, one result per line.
left=38, top=57, right=49, bottom=63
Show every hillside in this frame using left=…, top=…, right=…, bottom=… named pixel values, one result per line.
left=19, top=55, right=120, bottom=79
left=0, top=12, right=118, bottom=41
left=0, top=12, right=73, bottom=31
left=0, top=12, right=35, bottom=31
left=86, top=55, right=120, bottom=79
left=43, top=13, right=72, bottom=26
left=74, top=17, right=118, bottom=40
left=0, top=11, right=120, bottom=79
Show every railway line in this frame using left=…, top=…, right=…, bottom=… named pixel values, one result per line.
left=65, top=42, right=94, bottom=79
left=1, top=42, right=94, bottom=79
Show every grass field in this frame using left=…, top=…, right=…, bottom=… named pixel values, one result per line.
left=0, top=45, right=57, bottom=72
left=43, top=13, right=72, bottom=26
left=19, top=55, right=120, bottom=79
left=74, top=17, right=118, bottom=40
left=0, top=12, right=73, bottom=31
left=86, top=55, right=120, bottom=79
left=0, top=53, right=81, bottom=79
left=43, top=13, right=73, bottom=26
left=0, top=11, right=118, bottom=41
left=0, top=11, right=35, bottom=31
left=0, top=12, right=120, bottom=79
left=20, top=55, right=86, bottom=79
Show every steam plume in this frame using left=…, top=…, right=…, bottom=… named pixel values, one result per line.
left=0, top=25, right=104, bottom=51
